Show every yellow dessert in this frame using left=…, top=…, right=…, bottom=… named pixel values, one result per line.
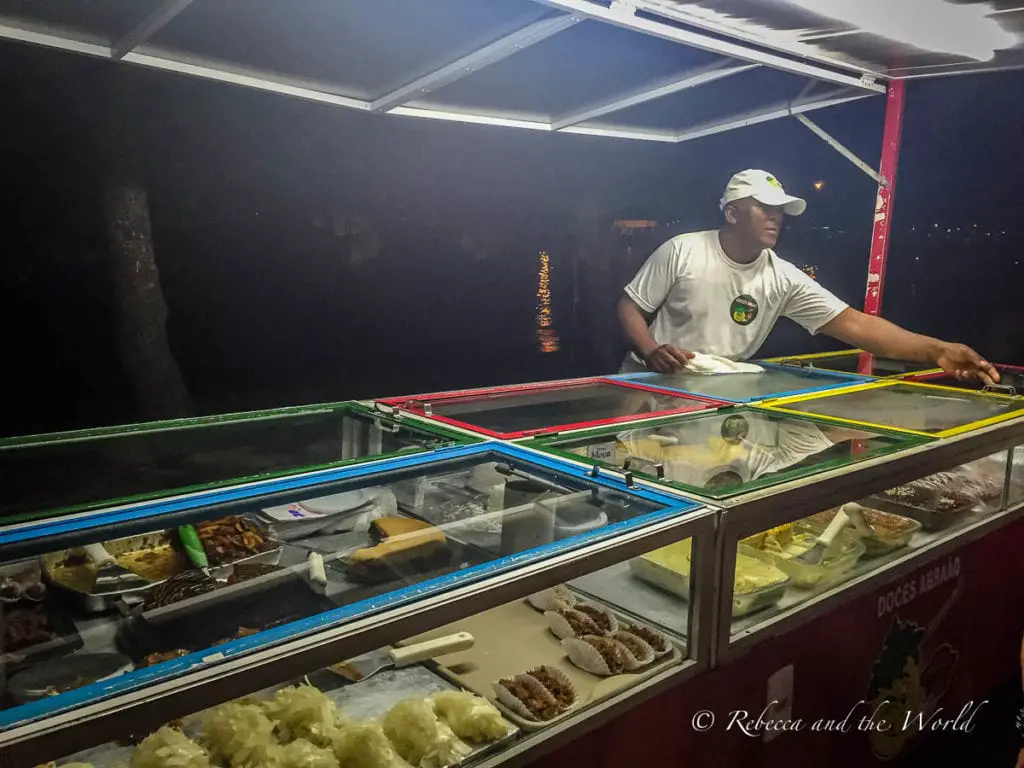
left=633, top=539, right=787, bottom=596
left=743, top=523, right=793, bottom=550
left=348, top=518, right=452, bottom=584
left=48, top=544, right=183, bottom=594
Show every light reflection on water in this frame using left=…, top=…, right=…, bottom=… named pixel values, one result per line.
left=536, top=249, right=560, bottom=352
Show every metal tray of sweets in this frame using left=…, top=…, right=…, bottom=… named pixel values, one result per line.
left=116, top=558, right=335, bottom=661
left=867, top=494, right=976, bottom=532
left=40, top=519, right=283, bottom=613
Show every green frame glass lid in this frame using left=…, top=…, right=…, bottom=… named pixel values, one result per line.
left=524, top=406, right=926, bottom=500
left=0, top=402, right=472, bottom=524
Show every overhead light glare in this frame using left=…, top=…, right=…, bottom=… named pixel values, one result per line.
left=783, top=0, right=1017, bottom=61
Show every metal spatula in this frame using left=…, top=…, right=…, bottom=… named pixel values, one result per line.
left=329, top=632, right=475, bottom=683
left=84, top=542, right=150, bottom=594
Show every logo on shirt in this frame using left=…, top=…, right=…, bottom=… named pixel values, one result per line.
left=730, top=294, right=759, bottom=325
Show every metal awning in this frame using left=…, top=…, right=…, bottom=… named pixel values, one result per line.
left=0, top=0, right=1019, bottom=143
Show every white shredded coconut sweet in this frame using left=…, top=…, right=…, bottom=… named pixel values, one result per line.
left=261, top=684, right=347, bottom=746
left=430, top=691, right=507, bottom=743
left=382, top=698, right=472, bottom=768
left=131, top=727, right=211, bottom=768
left=201, top=702, right=278, bottom=768
left=331, top=721, right=411, bottom=768
left=275, top=738, right=340, bottom=768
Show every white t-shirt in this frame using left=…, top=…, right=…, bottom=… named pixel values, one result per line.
left=622, top=230, right=848, bottom=370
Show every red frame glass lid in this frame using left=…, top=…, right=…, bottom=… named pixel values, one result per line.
left=377, top=378, right=725, bottom=439
left=907, top=364, right=1024, bottom=394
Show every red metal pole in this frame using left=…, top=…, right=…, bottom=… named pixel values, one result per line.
left=858, top=79, right=906, bottom=376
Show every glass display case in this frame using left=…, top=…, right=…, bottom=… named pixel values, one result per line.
left=613, top=362, right=869, bottom=404
left=907, top=363, right=1024, bottom=395
left=761, top=349, right=940, bottom=377
left=713, top=433, right=1024, bottom=664
left=4, top=385, right=1023, bottom=768
left=0, top=441, right=713, bottom=766
left=377, top=379, right=723, bottom=439
left=522, top=407, right=924, bottom=501
left=762, top=381, right=1024, bottom=438
left=0, top=402, right=471, bottom=526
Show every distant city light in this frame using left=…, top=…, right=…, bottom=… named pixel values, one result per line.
left=800, top=264, right=818, bottom=280
left=536, top=250, right=560, bottom=354
left=613, top=219, right=658, bottom=235
left=813, top=180, right=825, bottom=191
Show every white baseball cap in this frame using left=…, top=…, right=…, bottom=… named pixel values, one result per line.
left=720, top=169, right=807, bottom=216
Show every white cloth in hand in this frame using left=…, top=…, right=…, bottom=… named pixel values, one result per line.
left=684, top=352, right=764, bottom=374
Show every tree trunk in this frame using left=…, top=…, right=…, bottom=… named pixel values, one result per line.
left=101, top=70, right=193, bottom=422
left=104, top=179, right=193, bottom=420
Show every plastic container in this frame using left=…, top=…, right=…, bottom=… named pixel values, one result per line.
left=629, top=539, right=790, bottom=618
left=804, top=507, right=921, bottom=557
left=500, top=500, right=555, bottom=556
left=551, top=494, right=609, bottom=540
left=740, top=523, right=865, bottom=590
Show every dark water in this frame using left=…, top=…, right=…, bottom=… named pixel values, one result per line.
left=2, top=46, right=1022, bottom=438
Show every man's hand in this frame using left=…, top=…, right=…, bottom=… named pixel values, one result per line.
left=934, top=342, right=1000, bottom=386
left=643, top=344, right=694, bottom=373
left=822, top=309, right=1000, bottom=386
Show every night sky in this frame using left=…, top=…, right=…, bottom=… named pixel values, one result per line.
left=1, top=40, right=1022, bottom=438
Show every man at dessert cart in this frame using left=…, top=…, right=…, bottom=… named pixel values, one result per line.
left=617, top=169, right=1000, bottom=385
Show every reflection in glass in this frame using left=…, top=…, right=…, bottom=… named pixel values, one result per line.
left=551, top=409, right=908, bottom=498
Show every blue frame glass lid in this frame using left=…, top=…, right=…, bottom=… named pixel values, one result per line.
left=613, top=362, right=869, bottom=403
left=0, top=442, right=700, bottom=731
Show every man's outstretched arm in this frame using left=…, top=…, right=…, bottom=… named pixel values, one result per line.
left=821, top=308, right=999, bottom=385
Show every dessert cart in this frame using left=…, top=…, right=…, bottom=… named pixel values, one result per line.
left=1, top=0, right=1023, bottom=765
left=1, top=379, right=1021, bottom=768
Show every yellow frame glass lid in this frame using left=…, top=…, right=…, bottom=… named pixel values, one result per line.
left=760, top=379, right=1024, bottom=438
left=759, top=349, right=941, bottom=379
